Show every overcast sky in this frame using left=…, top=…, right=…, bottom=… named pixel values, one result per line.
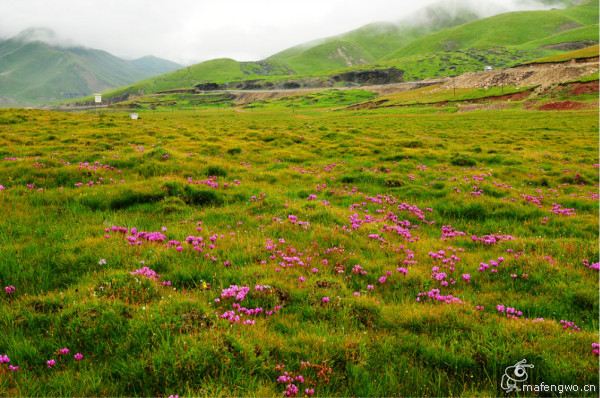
left=0, top=0, right=562, bottom=65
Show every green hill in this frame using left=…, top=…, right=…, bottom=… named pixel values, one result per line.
left=0, top=29, right=181, bottom=106
left=384, top=2, right=598, bottom=59
left=81, top=0, right=599, bottom=103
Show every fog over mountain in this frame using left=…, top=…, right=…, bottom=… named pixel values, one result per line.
left=0, top=0, right=570, bottom=65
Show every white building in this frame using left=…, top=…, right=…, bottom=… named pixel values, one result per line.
left=484, top=65, right=494, bottom=72
left=94, top=93, right=102, bottom=104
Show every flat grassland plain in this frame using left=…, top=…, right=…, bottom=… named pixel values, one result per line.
left=0, top=96, right=598, bottom=396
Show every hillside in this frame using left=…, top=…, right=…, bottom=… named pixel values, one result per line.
left=385, top=1, right=598, bottom=59
left=0, top=29, right=181, bottom=106
left=94, top=0, right=598, bottom=104
left=266, top=3, right=484, bottom=74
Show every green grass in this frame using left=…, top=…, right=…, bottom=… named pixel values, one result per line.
left=527, top=44, right=599, bottom=64
left=0, top=89, right=597, bottom=396
left=246, top=89, right=377, bottom=109
left=351, top=85, right=531, bottom=108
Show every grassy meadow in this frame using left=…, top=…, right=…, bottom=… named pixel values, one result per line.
left=0, top=97, right=598, bottom=396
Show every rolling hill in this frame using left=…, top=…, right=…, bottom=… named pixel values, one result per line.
left=95, top=0, right=598, bottom=104
left=0, top=28, right=181, bottom=106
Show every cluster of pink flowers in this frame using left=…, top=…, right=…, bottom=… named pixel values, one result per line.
left=186, top=176, right=240, bottom=189
left=478, top=257, right=506, bottom=273
left=220, top=285, right=250, bottom=301
left=217, top=285, right=283, bottom=325
left=429, top=248, right=461, bottom=270
left=323, top=163, right=337, bottom=172
left=431, top=267, right=453, bottom=286
left=416, top=289, right=462, bottom=304
left=347, top=213, right=376, bottom=230
left=592, top=343, right=599, bottom=356
left=130, top=265, right=171, bottom=286
left=470, top=186, right=483, bottom=196
left=521, top=194, right=543, bottom=207
left=263, top=239, right=316, bottom=272
left=398, top=202, right=427, bottom=221
left=441, top=225, right=466, bottom=240
left=107, top=224, right=225, bottom=258
left=46, top=347, right=83, bottom=369
left=130, top=266, right=160, bottom=280
left=0, top=354, right=18, bottom=372
left=560, top=320, right=581, bottom=332
left=4, top=285, right=15, bottom=295
left=78, top=161, right=120, bottom=173
left=471, top=234, right=514, bottom=245
left=551, top=204, right=575, bottom=216
left=127, top=229, right=167, bottom=245
left=277, top=372, right=313, bottom=397
left=106, top=226, right=168, bottom=246
left=288, top=215, right=310, bottom=228
left=381, top=222, right=414, bottom=241
left=496, top=304, right=523, bottom=318
left=352, top=264, right=367, bottom=276
left=583, top=259, right=599, bottom=271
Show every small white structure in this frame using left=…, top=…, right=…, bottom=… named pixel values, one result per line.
left=94, top=93, right=102, bottom=104
left=484, top=65, right=494, bottom=72
left=130, top=113, right=139, bottom=120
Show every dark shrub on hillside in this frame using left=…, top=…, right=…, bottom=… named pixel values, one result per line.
left=450, top=154, right=476, bottom=167
left=163, top=182, right=223, bottom=206
left=205, top=165, right=227, bottom=177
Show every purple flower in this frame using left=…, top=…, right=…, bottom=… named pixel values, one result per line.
left=0, top=354, right=10, bottom=364
left=592, top=343, right=599, bottom=356
left=58, top=347, right=70, bottom=355
left=47, top=359, right=56, bottom=368
left=4, top=285, right=15, bottom=295
left=74, top=352, right=84, bottom=361
left=321, top=296, right=330, bottom=304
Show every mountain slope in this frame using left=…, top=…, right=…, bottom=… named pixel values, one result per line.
left=384, top=1, right=598, bottom=60
left=267, top=3, right=484, bottom=74
left=0, top=30, right=181, bottom=105
left=84, top=0, right=599, bottom=103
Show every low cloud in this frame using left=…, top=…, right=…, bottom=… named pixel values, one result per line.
left=0, top=0, right=569, bottom=64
